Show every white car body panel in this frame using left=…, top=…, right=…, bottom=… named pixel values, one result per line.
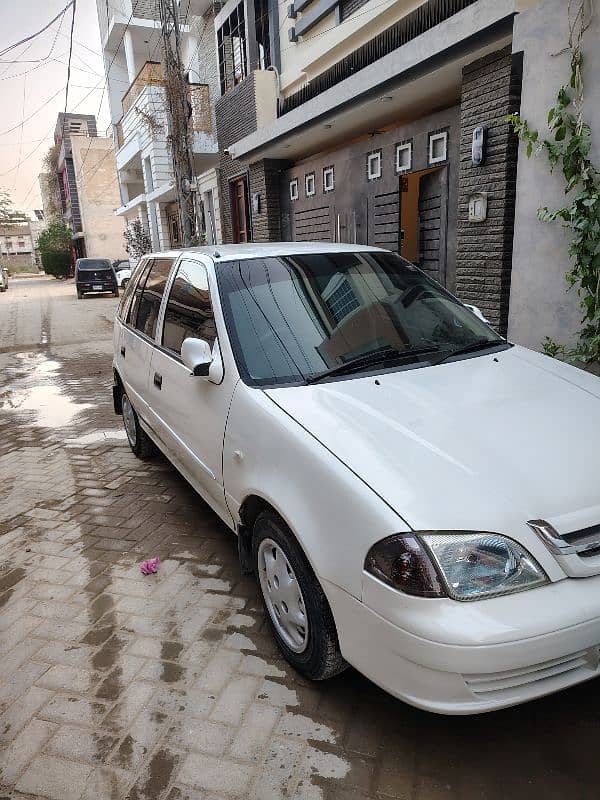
left=112, top=243, right=600, bottom=714
left=222, top=380, right=406, bottom=598
left=265, top=344, right=600, bottom=582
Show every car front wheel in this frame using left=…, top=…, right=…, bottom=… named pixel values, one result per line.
left=121, top=392, right=156, bottom=459
left=253, top=511, right=347, bottom=680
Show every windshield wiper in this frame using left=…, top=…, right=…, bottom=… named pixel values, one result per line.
left=434, top=338, right=508, bottom=366
left=305, top=345, right=440, bottom=384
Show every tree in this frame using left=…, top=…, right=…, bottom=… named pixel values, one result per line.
left=124, top=219, right=152, bottom=260
left=0, top=188, right=28, bottom=223
left=37, top=222, right=72, bottom=278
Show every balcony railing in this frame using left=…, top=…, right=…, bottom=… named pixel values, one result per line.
left=115, top=62, right=213, bottom=150
left=280, top=0, right=479, bottom=116
left=189, top=84, right=212, bottom=134
left=122, top=61, right=164, bottom=116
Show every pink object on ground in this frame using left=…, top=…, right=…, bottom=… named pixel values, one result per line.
left=140, top=557, right=161, bottom=575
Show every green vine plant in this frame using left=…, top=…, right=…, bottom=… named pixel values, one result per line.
left=507, top=0, right=599, bottom=368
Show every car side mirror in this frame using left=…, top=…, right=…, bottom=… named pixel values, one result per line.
left=181, top=337, right=213, bottom=377
left=464, top=304, right=489, bottom=324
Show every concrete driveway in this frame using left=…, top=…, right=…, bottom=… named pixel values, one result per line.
left=0, top=276, right=599, bottom=800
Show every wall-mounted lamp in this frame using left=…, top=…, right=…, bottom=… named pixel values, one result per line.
left=471, top=126, right=486, bottom=166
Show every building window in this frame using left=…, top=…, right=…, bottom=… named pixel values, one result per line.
left=217, top=2, right=247, bottom=95
left=367, top=150, right=382, bottom=181
left=254, top=0, right=271, bottom=70
left=428, top=131, right=448, bottom=165
left=326, top=278, right=360, bottom=322
left=305, top=172, right=315, bottom=197
left=395, top=141, right=412, bottom=173
left=289, top=179, right=299, bottom=201
left=323, top=166, right=334, bottom=192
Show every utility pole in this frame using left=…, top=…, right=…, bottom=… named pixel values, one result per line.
left=158, top=0, right=197, bottom=246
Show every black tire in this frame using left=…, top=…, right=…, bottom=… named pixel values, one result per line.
left=253, top=511, right=347, bottom=681
left=121, top=391, right=156, bottom=460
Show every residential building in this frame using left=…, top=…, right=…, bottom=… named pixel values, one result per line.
left=28, top=218, right=45, bottom=269
left=214, top=0, right=530, bottom=336
left=55, top=113, right=98, bottom=258
left=96, top=0, right=222, bottom=249
left=44, top=113, right=127, bottom=260
left=214, top=0, right=597, bottom=353
left=0, top=223, right=35, bottom=272
left=70, top=136, right=129, bottom=260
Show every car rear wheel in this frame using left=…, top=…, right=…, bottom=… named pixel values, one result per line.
left=253, top=511, right=347, bottom=680
left=121, top=392, right=156, bottom=459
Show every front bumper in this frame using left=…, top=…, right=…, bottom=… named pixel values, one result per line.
left=325, top=575, right=600, bottom=714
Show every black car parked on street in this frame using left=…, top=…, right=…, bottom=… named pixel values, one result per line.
left=75, top=258, right=119, bottom=299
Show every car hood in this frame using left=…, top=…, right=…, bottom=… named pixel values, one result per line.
left=265, top=346, right=600, bottom=540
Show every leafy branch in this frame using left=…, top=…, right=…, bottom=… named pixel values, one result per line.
left=507, top=0, right=599, bottom=366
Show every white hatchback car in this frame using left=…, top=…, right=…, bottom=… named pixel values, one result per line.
left=113, top=243, right=600, bottom=714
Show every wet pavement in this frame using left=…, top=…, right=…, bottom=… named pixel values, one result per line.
left=1, top=276, right=600, bottom=800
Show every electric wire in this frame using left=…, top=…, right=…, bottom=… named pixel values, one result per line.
left=64, top=0, right=78, bottom=112
left=0, top=2, right=75, bottom=58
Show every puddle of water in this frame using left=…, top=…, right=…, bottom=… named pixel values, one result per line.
left=19, top=384, right=94, bottom=428
left=35, top=359, right=61, bottom=374
left=2, top=353, right=95, bottom=428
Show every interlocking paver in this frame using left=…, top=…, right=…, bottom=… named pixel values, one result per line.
left=2, top=275, right=600, bottom=800
left=16, top=754, right=94, bottom=800
left=178, top=752, right=252, bottom=795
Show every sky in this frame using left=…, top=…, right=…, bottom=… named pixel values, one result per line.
left=0, top=0, right=112, bottom=215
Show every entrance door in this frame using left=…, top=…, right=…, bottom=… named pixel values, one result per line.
left=230, top=176, right=251, bottom=243
left=417, top=168, right=448, bottom=285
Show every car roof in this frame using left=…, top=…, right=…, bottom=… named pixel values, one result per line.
left=142, top=242, right=388, bottom=263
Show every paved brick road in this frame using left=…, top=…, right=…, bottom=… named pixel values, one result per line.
left=1, top=276, right=600, bottom=800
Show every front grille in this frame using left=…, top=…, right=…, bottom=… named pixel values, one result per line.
left=563, top=523, right=600, bottom=546
left=464, top=647, right=599, bottom=699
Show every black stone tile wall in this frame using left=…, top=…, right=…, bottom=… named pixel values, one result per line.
left=456, top=46, right=523, bottom=335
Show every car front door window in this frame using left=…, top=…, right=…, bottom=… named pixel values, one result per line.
left=162, top=259, right=217, bottom=355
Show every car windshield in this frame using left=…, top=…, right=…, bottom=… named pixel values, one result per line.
left=77, top=259, right=112, bottom=271
left=216, top=251, right=505, bottom=387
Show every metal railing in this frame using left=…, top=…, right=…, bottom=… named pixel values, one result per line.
left=280, top=0, right=479, bottom=116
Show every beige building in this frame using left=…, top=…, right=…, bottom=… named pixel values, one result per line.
left=70, top=136, right=128, bottom=260
left=0, top=223, right=35, bottom=272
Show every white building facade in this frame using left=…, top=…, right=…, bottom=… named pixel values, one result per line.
left=96, top=0, right=223, bottom=249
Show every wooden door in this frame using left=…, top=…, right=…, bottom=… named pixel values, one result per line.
left=230, top=176, right=251, bottom=243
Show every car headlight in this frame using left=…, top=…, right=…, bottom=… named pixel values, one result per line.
left=365, top=532, right=548, bottom=601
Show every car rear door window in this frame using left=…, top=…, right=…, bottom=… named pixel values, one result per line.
left=118, top=259, right=148, bottom=322
left=126, top=260, right=152, bottom=327
left=132, top=258, right=174, bottom=339
left=162, top=259, right=216, bottom=356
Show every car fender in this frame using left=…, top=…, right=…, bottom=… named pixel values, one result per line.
left=223, top=380, right=407, bottom=600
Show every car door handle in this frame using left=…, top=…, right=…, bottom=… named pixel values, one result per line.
left=120, top=345, right=126, bottom=358
left=153, top=372, right=162, bottom=390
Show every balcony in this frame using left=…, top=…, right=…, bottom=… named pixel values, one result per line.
left=122, top=61, right=164, bottom=116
